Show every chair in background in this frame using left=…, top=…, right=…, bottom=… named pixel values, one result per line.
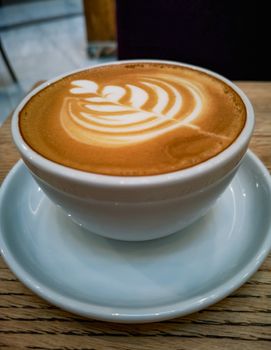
left=0, top=38, right=18, bottom=83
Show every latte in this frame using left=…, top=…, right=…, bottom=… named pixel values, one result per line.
left=19, top=63, right=246, bottom=176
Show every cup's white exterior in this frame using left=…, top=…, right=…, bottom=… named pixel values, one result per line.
left=12, top=60, right=255, bottom=241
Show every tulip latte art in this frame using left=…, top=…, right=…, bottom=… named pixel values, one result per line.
left=63, top=75, right=203, bottom=146
left=19, top=63, right=246, bottom=175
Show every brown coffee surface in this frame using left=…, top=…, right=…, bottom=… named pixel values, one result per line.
left=19, top=63, right=246, bottom=176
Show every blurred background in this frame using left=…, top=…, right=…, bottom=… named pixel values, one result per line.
left=0, top=0, right=117, bottom=125
left=0, top=0, right=270, bottom=125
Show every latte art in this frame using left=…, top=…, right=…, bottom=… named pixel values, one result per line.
left=61, top=75, right=205, bottom=146
left=19, top=63, right=246, bottom=175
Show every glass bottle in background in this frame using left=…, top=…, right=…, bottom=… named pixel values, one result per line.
left=83, top=0, right=117, bottom=58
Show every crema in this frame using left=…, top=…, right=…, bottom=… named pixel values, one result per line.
left=19, top=63, right=246, bottom=176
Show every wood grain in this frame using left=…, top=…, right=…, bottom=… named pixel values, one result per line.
left=0, top=82, right=270, bottom=349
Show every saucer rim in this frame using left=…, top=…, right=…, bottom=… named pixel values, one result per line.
left=0, top=150, right=271, bottom=323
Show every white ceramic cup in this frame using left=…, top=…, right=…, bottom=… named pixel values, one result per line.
left=12, top=60, right=255, bottom=241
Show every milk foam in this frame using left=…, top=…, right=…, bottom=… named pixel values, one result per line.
left=60, top=75, right=209, bottom=146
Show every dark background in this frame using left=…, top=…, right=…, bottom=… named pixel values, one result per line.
left=116, top=0, right=270, bottom=80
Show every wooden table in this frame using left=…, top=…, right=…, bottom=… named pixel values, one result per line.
left=0, top=82, right=270, bottom=349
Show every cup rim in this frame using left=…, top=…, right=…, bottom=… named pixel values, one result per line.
left=12, top=59, right=255, bottom=188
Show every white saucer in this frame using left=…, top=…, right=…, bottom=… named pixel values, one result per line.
left=0, top=151, right=271, bottom=323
